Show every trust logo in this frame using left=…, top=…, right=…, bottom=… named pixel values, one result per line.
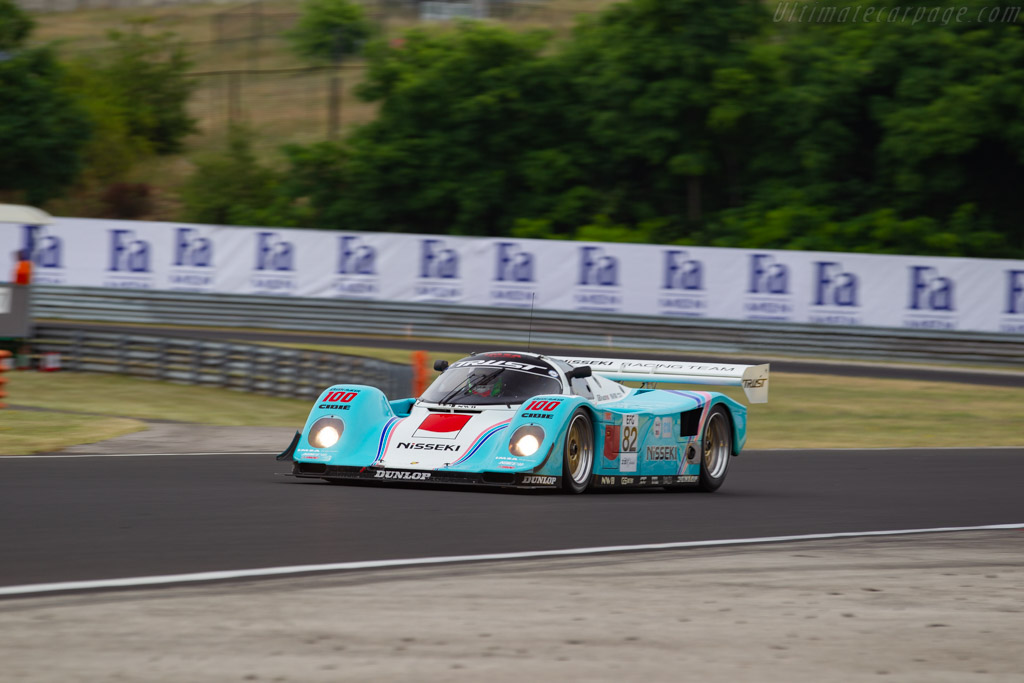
left=338, top=235, right=376, bottom=275
left=494, top=242, right=534, bottom=283
left=255, top=232, right=295, bottom=271
left=108, top=229, right=151, bottom=273
left=663, top=250, right=703, bottom=291
left=420, top=239, right=459, bottom=279
left=21, top=225, right=62, bottom=269
left=579, top=246, right=618, bottom=286
left=174, top=228, right=213, bottom=268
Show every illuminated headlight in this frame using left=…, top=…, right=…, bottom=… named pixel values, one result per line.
left=509, top=425, right=545, bottom=457
left=308, top=417, right=345, bottom=449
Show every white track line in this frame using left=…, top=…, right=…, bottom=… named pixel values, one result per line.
left=2, top=523, right=1022, bottom=598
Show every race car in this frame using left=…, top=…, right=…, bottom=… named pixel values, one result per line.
left=278, top=351, right=768, bottom=493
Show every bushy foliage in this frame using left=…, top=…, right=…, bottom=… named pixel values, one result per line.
left=287, top=0, right=374, bottom=63
left=0, top=2, right=91, bottom=203
left=224, top=0, right=1024, bottom=257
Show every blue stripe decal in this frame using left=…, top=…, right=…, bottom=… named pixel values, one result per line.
left=449, top=423, right=510, bottom=467
left=374, top=418, right=399, bottom=464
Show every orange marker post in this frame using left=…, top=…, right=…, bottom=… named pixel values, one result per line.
left=0, top=350, right=10, bottom=409
left=411, top=350, right=429, bottom=398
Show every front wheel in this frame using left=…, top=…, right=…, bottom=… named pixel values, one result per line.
left=561, top=409, right=594, bottom=494
left=698, top=406, right=732, bottom=492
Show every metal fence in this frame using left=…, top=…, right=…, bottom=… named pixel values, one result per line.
left=28, top=286, right=1024, bottom=368
left=31, top=325, right=413, bottom=398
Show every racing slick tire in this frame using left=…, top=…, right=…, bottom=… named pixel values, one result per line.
left=697, top=405, right=731, bottom=492
left=561, top=408, right=595, bottom=494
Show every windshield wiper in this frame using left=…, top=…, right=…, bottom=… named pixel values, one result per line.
left=436, top=368, right=505, bottom=405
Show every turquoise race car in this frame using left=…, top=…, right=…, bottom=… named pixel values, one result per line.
left=278, top=351, right=769, bottom=493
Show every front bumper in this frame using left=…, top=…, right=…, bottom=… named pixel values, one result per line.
left=290, top=462, right=561, bottom=489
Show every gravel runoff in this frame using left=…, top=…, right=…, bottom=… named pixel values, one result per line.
left=1, top=531, right=1022, bottom=682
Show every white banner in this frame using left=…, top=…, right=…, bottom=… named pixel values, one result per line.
left=1, top=218, right=1022, bottom=334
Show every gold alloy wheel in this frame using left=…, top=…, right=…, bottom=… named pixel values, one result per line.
left=702, top=411, right=731, bottom=481
left=565, top=411, right=594, bottom=490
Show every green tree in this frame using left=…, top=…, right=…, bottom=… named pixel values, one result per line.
left=288, top=0, right=374, bottom=63
left=0, top=0, right=91, bottom=203
left=182, top=126, right=298, bottom=227
left=74, top=24, right=197, bottom=155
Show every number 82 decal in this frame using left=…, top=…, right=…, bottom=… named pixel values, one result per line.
left=620, top=414, right=638, bottom=453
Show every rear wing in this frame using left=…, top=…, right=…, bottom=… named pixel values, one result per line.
left=553, top=357, right=769, bottom=403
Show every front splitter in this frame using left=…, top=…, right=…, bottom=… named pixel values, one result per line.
left=291, top=462, right=561, bottom=489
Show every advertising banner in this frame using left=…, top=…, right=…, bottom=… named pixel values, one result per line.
left=1, top=217, right=1022, bottom=335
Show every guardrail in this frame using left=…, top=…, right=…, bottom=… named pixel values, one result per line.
left=31, top=326, right=412, bottom=399
left=29, top=286, right=1024, bottom=367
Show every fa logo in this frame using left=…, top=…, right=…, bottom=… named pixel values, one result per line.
left=255, top=232, right=294, bottom=271
left=494, top=242, right=534, bottom=282
left=748, top=254, right=788, bottom=294
left=338, top=236, right=376, bottom=275
left=909, top=266, right=954, bottom=311
left=21, top=225, right=62, bottom=268
left=174, top=228, right=213, bottom=267
left=663, top=250, right=703, bottom=291
left=108, top=230, right=151, bottom=273
left=579, top=247, right=618, bottom=286
left=813, top=262, right=858, bottom=307
left=420, top=239, right=459, bottom=279
left=1006, top=270, right=1024, bottom=314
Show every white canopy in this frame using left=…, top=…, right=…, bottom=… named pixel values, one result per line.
left=0, top=204, right=53, bottom=225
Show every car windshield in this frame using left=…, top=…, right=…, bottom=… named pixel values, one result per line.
left=420, top=357, right=563, bottom=406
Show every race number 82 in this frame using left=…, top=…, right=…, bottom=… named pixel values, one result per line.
left=621, top=414, right=638, bottom=453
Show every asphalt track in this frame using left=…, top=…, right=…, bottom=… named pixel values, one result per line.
left=2, top=448, right=1023, bottom=591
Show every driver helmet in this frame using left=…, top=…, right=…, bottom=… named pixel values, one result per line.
left=471, top=376, right=504, bottom=397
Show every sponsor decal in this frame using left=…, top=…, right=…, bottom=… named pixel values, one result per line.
left=334, top=235, right=378, bottom=298
left=318, top=404, right=352, bottom=410
left=521, top=475, right=556, bottom=485
left=809, top=261, right=861, bottom=325
left=252, top=232, right=296, bottom=293
left=574, top=246, right=622, bottom=312
left=661, top=416, right=673, bottom=435
left=742, top=378, right=766, bottom=389
left=620, top=414, right=638, bottom=472
left=744, top=253, right=793, bottom=322
left=903, top=265, right=957, bottom=330
left=169, top=227, right=214, bottom=291
left=659, top=250, right=708, bottom=318
left=374, top=470, right=431, bottom=481
left=603, top=425, right=620, bottom=460
left=413, top=413, right=472, bottom=439
left=675, top=475, right=699, bottom=484
left=645, top=446, right=678, bottom=461
left=653, top=417, right=662, bottom=438
left=522, top=413, right=554, bottom=419
left=396, top=442, right=461, bottom=451
left=489, top=242, right=537, bottom=308
left=417, top=239, right=462, bottom=302
left=1001, top=270, right=1024, bottom=333
left=105, top=229, right=154, bottom=289
left=596, top=475, right=697, bottom=486
left=452, top=359, right=545, bottom=372
left=524, top=399, right=561, bottom=411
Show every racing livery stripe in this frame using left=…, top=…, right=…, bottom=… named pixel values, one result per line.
left=374, top=418, right=403, bottom=464
left=448, top=419, right=512, bottom=467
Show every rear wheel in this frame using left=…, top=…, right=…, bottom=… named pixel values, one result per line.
left=561, top=409, right=594, bottom=494
left=698, top=406, right=732, bottom=492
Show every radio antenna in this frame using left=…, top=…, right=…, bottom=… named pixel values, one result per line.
left=527, top=292, right=536, bottom=352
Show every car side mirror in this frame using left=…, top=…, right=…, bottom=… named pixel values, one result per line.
left=433, top=360, right=449, bottom=372
left=566, top=365, right=592, bottom=379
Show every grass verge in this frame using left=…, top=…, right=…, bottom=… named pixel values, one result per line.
left=2, top=361, right=1021, bottom=454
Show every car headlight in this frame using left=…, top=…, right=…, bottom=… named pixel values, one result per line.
left=509, top=425, right=545, bottom=457
left=308, top=417, right=345, bottom=449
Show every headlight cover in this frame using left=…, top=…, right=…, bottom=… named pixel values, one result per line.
left=308, top=416, right=345, bottom=449
left=509, top=425, right=545, bottom=457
